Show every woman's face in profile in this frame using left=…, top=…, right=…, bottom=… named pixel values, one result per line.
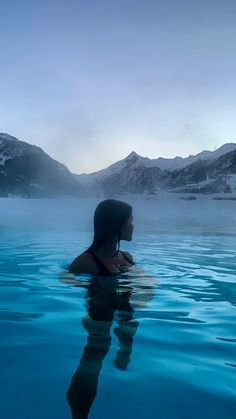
left=120, top=215, right=134, bottom=241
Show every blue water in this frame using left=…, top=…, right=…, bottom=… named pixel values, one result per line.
left=0, top=227, right=236, bottom=419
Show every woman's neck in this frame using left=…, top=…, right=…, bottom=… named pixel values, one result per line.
left=96, top=237, right=119, bottom=257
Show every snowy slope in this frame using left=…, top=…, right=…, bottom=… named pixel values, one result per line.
left=0, top=133, right=85, bottom=198
left=0, top=133, right=22, bottom=165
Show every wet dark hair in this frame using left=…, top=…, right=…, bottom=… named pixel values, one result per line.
left=88, top=199, right=132, bottom=251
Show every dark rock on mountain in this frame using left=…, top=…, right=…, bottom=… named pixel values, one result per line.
left=168, top=150, right=236, bottom=193
left=212, top=149, right=236, bottom=175
left=101, top=166, right=171, bottom=197
left=169, top=159, right=209, bottom=188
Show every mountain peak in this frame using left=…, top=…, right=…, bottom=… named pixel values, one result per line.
left=126, top=151, right=141, bottom=159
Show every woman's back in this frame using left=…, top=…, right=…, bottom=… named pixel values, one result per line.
left=69, top=250, right=134, bottom=275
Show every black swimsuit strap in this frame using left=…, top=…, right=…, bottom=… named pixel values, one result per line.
left=84, top=249, right=111, bottom=275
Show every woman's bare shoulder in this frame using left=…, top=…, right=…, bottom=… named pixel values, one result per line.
left=120, top=250, right=134, bottom=264
left=68, top=252, right=99, bottom=274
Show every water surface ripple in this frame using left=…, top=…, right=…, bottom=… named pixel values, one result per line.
left=0, top=229, right=235, bottom=419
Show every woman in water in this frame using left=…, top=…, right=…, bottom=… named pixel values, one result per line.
left=63, top=199, right=157, bottom=419
left=69, top=199, right=134, bottom=275
left=66, top=199, right=138, bottom=419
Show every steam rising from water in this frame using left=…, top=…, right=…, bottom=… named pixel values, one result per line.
left=0, top=196, right=236, bottom=234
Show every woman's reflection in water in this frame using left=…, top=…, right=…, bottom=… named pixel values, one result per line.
left=65, top=272, right=140, bottom=419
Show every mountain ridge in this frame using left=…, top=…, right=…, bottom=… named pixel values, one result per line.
left=74, top=143, right=236, bottom=197
left=1, top=132, right=236, bottom=198
left=74, top=142, right=236, bottom=186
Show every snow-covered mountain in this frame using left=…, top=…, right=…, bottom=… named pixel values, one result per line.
left=1, top=132, right=236, bottom=198
left=74, top=143, right=236, bottom=197
left=0, top=133, right=84, bottom=198
left=75, top=144, right=236, bottom=184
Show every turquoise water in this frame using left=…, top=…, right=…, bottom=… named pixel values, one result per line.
left=0, top=227, right=236, bottom=419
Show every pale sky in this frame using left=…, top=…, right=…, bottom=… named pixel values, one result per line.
left=0, top=0, right=236, bottom=173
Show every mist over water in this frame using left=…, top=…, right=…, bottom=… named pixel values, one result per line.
left=0, top=196, right=236, bottom=233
